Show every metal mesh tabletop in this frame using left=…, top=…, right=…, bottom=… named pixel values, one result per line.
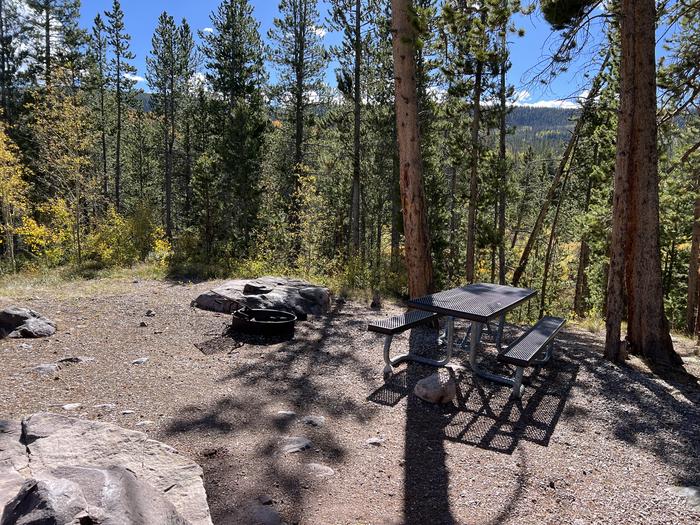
left=406, top=283, right=537, bottom=322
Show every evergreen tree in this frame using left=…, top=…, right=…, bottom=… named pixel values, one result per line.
left=0, top=0, right=27, bottom=120
left=200, top=0, right=267, bottom=257
left=268, top=0, right=327, bottom=237
left=24, top=0, right=82, bottom=87
left=105, top=0, right=136, bottom=212
left=146, top=13, right=194, bottom=239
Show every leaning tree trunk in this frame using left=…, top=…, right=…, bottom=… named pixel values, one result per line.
left=512, top=52, right=610, bottom=287
left=391, top=0, right=434, bottom=299
left=605, top=0, right=682, bottom=371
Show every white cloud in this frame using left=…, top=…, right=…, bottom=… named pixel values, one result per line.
left=124, top=73, right=145, bottom=83
left=517, top=99, right=579, bottom=109
left=512, top=89, right=585, bottom=109
left=202, top=27, right=214, bottom=33
left=313, top=26, right=326, bottom=38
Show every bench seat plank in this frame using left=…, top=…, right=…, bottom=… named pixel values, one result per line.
left=367, top=310, right=438, bottom=335
left=498, top=316, right=565, bottom=367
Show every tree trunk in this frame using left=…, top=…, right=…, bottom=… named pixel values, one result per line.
left=512, top=53, right=610, bottom=286
left=391, top=0, right=433, bottom=298
left=497, top=27, right=507, bottom=284
left=574, top=176, right=593, bottom=317
left=540, top=167, right=570, bottom=318
left=686, top=165, right=700, bottom=335
left=0, top=0, right=8, bottom=118
left=350, top=0, right=362, bottom=254
left=390, top=111, right=400, bottom=272
left=605, top=0, right=682, bottom=371
left=465, top=56, right=483, bottom=283
left=44, top=3, right=51, bottom=86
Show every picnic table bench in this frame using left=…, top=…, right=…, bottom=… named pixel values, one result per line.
left=367, top=283, right=566, bottom=398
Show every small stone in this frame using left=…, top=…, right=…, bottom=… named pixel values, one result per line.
left=301, top=415, right=325, bottom=428
left=258, top=494, right=274, bottom=505
left=276, top=410, right=296, bottom=418
left=139, top=321, right=148, bottom=327
left=366, top=437, right=385, bottom=446
left=548, top=480, right=556, bottom=489
left=121, top=410, right=135, bottom=415
left=280, top=436, right=312, bottom=454
left=33, top=363, right=60, bottom=375
left=135, top=420, right=154, bottom=427
left=93, top=403, right=116, bottom=410
left=667, top=486, right=700, bottom=511
left=19, top=342, right=33, bottom=350
left=249, top=504, right=282, bottom=525
left=414, top=370, right=457, bottom=404
left=306, top=463, right=335, bottom=478
left=57, top=356, right=90, bottom=365
left=145, top=309, right=156, bottom=317
left=131, top=357, right=149, bottom=365
left=62, top=403, right=81, bottom=411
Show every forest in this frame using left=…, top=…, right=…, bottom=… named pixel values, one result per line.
left=0, top=0, right=698, bottom=373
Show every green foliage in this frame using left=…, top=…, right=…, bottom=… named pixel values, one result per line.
left=540, top=0, right=596, bottom=30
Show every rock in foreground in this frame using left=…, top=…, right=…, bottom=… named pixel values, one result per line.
left=193, top=276, right=331, bottom=320
left=0, top=413, right=212, bottom=525
left=0, top=307, right=56, bottom=339
left=414, top=370, right=457, bottom=404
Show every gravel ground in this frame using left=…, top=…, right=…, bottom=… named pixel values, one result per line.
left=1, top=277, right=699, bottom=525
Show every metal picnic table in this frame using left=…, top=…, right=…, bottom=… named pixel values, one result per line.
left=407, top=283, right=537, bottom=389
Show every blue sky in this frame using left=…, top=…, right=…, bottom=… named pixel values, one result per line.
left=79, top=0, right=607, bottom=108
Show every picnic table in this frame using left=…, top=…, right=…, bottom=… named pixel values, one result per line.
left=407, top=283, right=536, bottom=389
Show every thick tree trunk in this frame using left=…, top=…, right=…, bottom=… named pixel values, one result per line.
left=350, top=0, right=361, bottom=253
left=391, top=0, right=433, bottom=298
left=605, top=0, right=682, bottom=371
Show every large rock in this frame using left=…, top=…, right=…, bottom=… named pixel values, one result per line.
left=2, top=467, right=190, bottom=525
left=0, top=307, right=56, bottom=339
left=193, top=276, right=331, bottom=319
left=414, top=370, right=457, bottom=404
left=0, top=413, right=212, bottom=525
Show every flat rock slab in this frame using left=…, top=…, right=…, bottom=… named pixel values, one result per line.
left=0, top=412, right=212, bottom=525
left=0, top=307, right=56, bottom=339
left=280, top=436, right=312, bottom=454
left=193, top=276, right=331, bottom=319
left=305, top=463, right=335, bottom=478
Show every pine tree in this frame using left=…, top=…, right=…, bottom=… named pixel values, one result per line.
left=146, top=12, right=194, bottom=239
left=268, top=0, right=327, bottom=237
left=105, top=0, right=136, bottom=212
left=87, top=14, right=109, bottom=202
left=0, top=0, right=27, bottom=120
left=200, top=0, right=267, bottom=256
left=0, top=118, right=28, bottom=270
left=24, top=0, right=82, bottom=87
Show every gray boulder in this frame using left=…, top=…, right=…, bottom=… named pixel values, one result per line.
left=193, top=276, right=331, bottom=319
left=2, top=466, right=190, bottom=525
left=414, top=370, right=457, bottom=404
left=0, top=413, right=212, bottom=525
left=0, top=308, right=55, bottom=339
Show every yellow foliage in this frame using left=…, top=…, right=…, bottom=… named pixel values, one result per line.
left=16, top=199, right=73, bottom=266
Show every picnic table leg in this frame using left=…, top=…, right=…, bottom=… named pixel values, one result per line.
left=469, top=320, right=523, bottom=393
left=384, top=316, right=455, bottom=372
left=495, top=314, right=506, bottom=351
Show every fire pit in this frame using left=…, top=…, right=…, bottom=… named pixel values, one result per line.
left=231, top=307, right=297, bottom=337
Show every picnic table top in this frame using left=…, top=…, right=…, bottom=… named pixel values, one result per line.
left=406, top=283, right=537, bottom=323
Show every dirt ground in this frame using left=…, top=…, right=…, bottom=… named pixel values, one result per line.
left=1, top=277, right=699, bottom=525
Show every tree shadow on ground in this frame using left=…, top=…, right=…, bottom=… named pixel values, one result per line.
left=161, top=301, right=379, bottom=524
left=558, top=329, right=700, bottom=487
